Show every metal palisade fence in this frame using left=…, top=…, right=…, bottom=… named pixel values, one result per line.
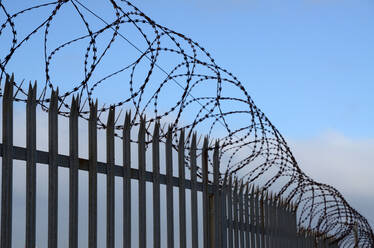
left=0, top=76, right=341, bottom=248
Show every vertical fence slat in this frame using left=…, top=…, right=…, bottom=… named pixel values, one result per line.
left=221, top=176, right=228, bottom=248
left=283, top=201, right=287, bottom=248
left=276, top=199, right=280, bottom=248
left=233, top=180, right=239, bottom=248
left=239, top=183, right=244, bottom=248
left=285, top=204, right=289, bottom=248
left=276, top=199, right=281, bottom=248
left=276, top=196, right=281, bottom=248
left=292, top=204, right=298, bottom=248
left=244, top=185, right=250, bottom=248
left=265, top=192, right=270, bottom=248
left=26, top=82, right=36, bottom=248
left=138, top=117, right=146, bottom=248
left=255, top=187, right=260, bottom=248
left=293, top=205, right=297, bottom=248
left=178, top=130, right=186, bottom=248
left=106, top=108, right=115, bottom=248
left=269, top=194, right=275, bottom=248
left=202, top=138, right=209, bottom=248
left=153, top=122, right=161, bottom=248
left=1, top=75, right=13, bottom=248
left=89, top=101, right=98, bottom=248
left=166, top=127, right=174, bottom=248
left=228, top=176, right=233, bottom=248
left=69, top=96, right=79, bottom=248
left=260, top=191, right=265, bottom=248
left=288, top=203, right=292, bottom=248
left=281, top=200, right=286, bottom=248
left=287, top=204, right=291, bottom=248
left=48, top=88, right=58, bottom=248
left=279, top=200, right=282, bottom=248
left=190, top=134, right=198, bottom=248
left=250, top=187, right=255, bottom=248
left=213, top=141, right=221, bottom=248
left=123, top=112, right=131, bottom=247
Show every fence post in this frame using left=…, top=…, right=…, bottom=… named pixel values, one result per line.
left=221, top=175, right=228, bottom=248
left=166, top=127, right=174, bottom=248
left=123, top=112, right=131, bottom=247
left=106, top=107, right=115, bottom=248
left=244, top=185, right=250, bottom=248
left=213, top=141, right=221, bottom=248
left=48, top=88, right=59, bottom=248
left=264, top=192, right=270, bottom=248
left=250, top=186, right=255, bottom=248
left=179, top=130, right=187, bottom=248
left=287, top=204, right=292, bottom=248
left=233, top=179, right=239, bottom=248
left=239, top=182, right=244, bottom=248
left=202, top=137, right=210, bottom=248
left=138, top=117, right=147, bottom=248
left=152, top=122, right=161, bottom=248
left=190, top=133, right=199, bottom=248
left=255, top=186, right=260, bottom=248
left=1, top=74, right=13, bottom=248
left=228, top=176, right=234, bottom=248
left=260, top=190, right=265, bottom=248
left=69, top=96, right=79, bottom=248
left=269, top=193, right=275, bottom=248
left=292, top=204, right=298, bottom=248
left=26, top=82, right=37, bottom=248
left=89, top=100, right=98, bottom=248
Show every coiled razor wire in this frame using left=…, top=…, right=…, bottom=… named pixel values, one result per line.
left=0, top=0, right=373, bottom=246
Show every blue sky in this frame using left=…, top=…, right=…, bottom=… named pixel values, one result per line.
left=1, top=0, right=374, bottom=244
left=3, top=0, right=374, bottom=139
left=129, top=0, right=374, bottom=139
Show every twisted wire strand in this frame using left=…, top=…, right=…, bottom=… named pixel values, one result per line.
left=0, top=0, right=372, bottom=246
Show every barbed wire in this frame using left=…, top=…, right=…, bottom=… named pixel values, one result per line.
left=0, top=0, right=372, bottom=246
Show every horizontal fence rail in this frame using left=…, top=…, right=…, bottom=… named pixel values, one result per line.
left=0, top=77, right=341, bottom=247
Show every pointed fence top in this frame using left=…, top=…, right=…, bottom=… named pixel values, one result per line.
left=107, top=106, right=115, bottom=127
left=49, top=88, right=59, bottom=110
left=27, top=81, right=36, bottom=102
left=4, top=73, right=14, bottom=99
left=123, top=111, right=131, bottom=131
left=179, top=129, right=185, bottom=147
left=153, top=120, right=159, bottom=140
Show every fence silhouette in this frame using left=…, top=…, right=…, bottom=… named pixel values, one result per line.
left=0, top=0, right=373, bottom=247
left=0, top=76, right=342, bottom=247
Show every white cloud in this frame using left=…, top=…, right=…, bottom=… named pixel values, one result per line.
left=288, top=130, right=374, bottom=228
